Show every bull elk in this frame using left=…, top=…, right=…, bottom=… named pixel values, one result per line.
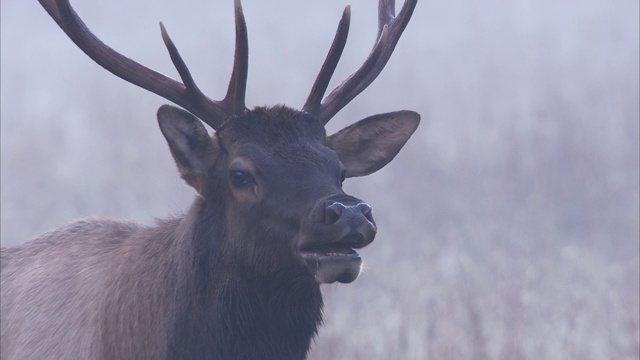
left=1, top=0, right=419, bottom=359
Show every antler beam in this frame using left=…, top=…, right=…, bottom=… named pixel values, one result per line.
left=38, top=0, right=249, bottom=129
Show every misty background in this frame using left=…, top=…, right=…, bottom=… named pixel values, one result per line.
left=1, top=0, right=638, bottom=359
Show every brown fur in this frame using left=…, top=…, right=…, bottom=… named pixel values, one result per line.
left=1, top=106, right=419, bottom=360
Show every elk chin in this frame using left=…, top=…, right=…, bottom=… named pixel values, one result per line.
left=299, top=244, right=363, bottom=284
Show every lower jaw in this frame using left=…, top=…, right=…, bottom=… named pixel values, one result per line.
left=299, top=252, right=363, bottom=284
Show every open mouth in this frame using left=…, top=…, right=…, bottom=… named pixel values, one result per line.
left=298, top=242, right=363, bottom=284
left=299, top=243, right=360, bottom=260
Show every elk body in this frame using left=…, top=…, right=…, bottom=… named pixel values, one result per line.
left=0, top=0, right=419, bottom=359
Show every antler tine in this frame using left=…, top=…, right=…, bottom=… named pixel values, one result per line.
left=160, top=23, right=200, bottom=95
left=309, top=0, right=418, bottom=125
left=302, top=6, right=351, bottom=115
left=159, top=24, right=228, bottom=128
left=221, top=0, right=249, bottom=116
left=37, top=0, right=246, bottom=129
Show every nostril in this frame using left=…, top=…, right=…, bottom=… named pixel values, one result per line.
left=325, top=202, right=345, bottom=224
left=357, top=203, right=373, bottom=222
left=357, top=203, right=372, bottom=217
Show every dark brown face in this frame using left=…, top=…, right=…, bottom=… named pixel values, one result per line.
left=213, top=107, right=376, bottom=283
left=157, top=105, right=419, bottom=284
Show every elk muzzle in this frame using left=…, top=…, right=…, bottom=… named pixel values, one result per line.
left=298, top=199, right=377, bottom=284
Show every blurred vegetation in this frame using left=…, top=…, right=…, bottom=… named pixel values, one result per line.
left=1, top=0, right=638, bottom=359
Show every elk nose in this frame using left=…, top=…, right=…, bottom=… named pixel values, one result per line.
left=325, top=202, right=371, bottom=223
left=324, top=202, right=373, bottom=224
left=324, top=202, right=376, bottom=248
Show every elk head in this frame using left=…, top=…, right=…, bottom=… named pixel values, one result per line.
left=38, top=0, right=419, bottom=284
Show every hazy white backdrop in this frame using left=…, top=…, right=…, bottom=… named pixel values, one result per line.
left=1, top=0, right=638, bottom=359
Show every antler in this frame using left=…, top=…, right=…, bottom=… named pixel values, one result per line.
left=38, top=0, right=249, bottom=129
left=303, top=0, right=418, bottom=125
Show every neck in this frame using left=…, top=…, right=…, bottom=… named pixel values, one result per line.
left=166, top=198, right=323, bottom=360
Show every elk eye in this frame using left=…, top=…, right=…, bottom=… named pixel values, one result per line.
left=230, top=170, right=252, bottom=188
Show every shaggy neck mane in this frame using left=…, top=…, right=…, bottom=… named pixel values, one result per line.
left=165, top=197, right=323, bottom=360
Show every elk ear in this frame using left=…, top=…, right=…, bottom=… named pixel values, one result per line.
left=157, top=105, right=219, bottom=192
left=327, top=111, right=420, bottom=177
